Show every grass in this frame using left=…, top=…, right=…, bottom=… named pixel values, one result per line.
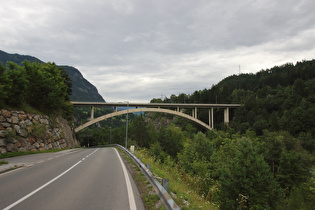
left=0, top=104, right=42, bottom=115
left=117, top=147, right=166, bottom=209
left=0, top=148, right=68, bottom=159
left=135, top=149, right=218, bottom=209
left=0, top=160, right=9, bottom=166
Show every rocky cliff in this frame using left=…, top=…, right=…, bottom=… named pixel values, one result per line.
left=0, top=109, right=79, bottom=154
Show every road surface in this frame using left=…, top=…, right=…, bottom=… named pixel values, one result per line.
left=0, top=148, right=145, bottom=210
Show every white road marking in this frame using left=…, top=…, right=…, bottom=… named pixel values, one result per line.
left=3, top=149, right=99, bottom=210
left=114, top=148, right=137, bottom=210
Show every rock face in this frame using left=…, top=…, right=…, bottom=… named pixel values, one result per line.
left=0, top=109, right=79, bottom=154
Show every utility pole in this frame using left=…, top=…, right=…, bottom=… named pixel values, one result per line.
left=125, top=101, right=129, bottom=149
left=109, top=127, right=111, bottom=145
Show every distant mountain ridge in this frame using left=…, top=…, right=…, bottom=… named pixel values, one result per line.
left=0, top=50, right=105, bottom=102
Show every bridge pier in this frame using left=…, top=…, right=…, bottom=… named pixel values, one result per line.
left=72, top=102, right=241, bottom=132
left=209, top=108, right=214, bottom=129
left=224, top=108, right=229, bottom=124
left=90, top=106, right=94, bottom=120
left=195, top=107, right=197, bottom=119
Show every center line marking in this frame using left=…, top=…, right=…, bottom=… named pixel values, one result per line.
left=3, top=148, right=99, bottom=210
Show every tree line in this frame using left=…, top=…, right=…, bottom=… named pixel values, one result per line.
left=76, top=59, right=315, bottom=208
left=77, top=113, right=314, bottom=209
left=0, top=61, right=73, bottom=120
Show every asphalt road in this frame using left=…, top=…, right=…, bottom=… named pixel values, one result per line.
left=0, top=148, right=145, bottom=210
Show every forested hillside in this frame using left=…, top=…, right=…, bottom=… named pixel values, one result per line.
left=77, top=59, right=315, bottom=209
left=0, top=61, right=73, bottom=120
left=153, top=60, right=315, bottom=140
left=0, top=50, right=105, bottom=102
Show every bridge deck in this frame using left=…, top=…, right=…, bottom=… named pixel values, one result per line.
left=70, top=101, right=241, bottom=108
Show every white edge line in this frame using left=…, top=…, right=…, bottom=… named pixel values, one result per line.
left=114, top=148, right=137, bottom=210
left=4, top=148, right=100, bottom=209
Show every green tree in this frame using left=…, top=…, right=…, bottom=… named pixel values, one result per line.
left=5, top=62, right=29, bottom=107
left=277, top=149, right=312, bottom=194
left=129, top=114, right=149, bottom=148
left=0, top=63, right=9, bottom=107
left=158, top=123, right=184, bottom=158
left=178, top=132, right=213, bottom=176
left=219, top=138, right=281, bottom=209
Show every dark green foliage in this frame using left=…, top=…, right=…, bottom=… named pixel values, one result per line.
left=219, top=138, right=281, bottom=209
left=158, top=123, right=184, bottom=159
left=0, top=50, right=105, bottom=102
left=74, top=58, right=315, bottom=208
left=0, top=61, right=72, bottom=118
left=151, top=59, right=315, bottom=139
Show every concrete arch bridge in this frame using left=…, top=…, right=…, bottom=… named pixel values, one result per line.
left=71, top=102, right=241, bottom=133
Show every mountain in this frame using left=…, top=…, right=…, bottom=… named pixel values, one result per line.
left=0, top=50, right=105, bottom=102
left=60, top=65, right=105, bottom=102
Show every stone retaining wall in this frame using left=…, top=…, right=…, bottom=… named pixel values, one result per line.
left=0, top=109, right=79, bottom=154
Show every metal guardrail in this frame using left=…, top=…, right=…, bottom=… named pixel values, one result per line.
left=114, top=144, right=180, bottom=210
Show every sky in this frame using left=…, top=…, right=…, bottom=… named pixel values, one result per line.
left=1, top=0, right=315, bottom=103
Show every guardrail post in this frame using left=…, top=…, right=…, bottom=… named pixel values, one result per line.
left=130, top=145, right=135, bottom=153
left=162, top=179, right=169, bottom=193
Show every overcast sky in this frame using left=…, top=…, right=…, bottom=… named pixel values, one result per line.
left=1, top=0, right=315, bottom=102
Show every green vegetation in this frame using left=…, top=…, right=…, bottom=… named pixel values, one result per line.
left=132, top=129, right=314, bottom=209
left=117, top=148, right=164, bottom=209
left=76, top=59, right=315, bottom=209
left=0, top=160, right=8, bottom=166
left=0, top=50, right=105, bottom=103
left=135, top=148, right=216, bottom=209
left=0, top=148, right=68, bottom=159
left=0, top=60, right=73, bottom=120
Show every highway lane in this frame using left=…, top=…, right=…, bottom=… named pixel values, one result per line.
left=0, top=148, right=145, bottom=210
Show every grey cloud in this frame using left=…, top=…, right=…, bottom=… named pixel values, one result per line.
left=1, top=0, right=315, bottom=102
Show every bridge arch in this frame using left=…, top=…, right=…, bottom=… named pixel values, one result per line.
left=75, top=107, right=211, bottom=132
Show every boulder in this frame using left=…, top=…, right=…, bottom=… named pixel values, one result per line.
left=0, top=115, right=6, bottom=122
left=14, top=125, right=21, bottom=134
left=28, top=137, right=36, bottom=144
left=6, top=143, right=18, bottom=152
left=0, top=147, right=6, bottom=154
left=0, top=130, right=6, bottom=138
left=0, top=139, right=6, bottom=146
left=19, top=129, right=28, bottom=137
left=1, top=109, right=11, bottom=118
left=11, top=116, right=19, bottom=124
left=18, top=114, right=27, bottom=120
left=33, top=142, right=40, bottom=149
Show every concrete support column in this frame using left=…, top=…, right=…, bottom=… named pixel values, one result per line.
left=114, top=106, right=117, bottom=112
left=90, top=106, right=94, bottom=120
left=194, top=107, right=197, bottom=119
left=211, top=108, right=214, bottom=129
left=224, top=108, right=229, bottom=124
left=209, top=108, right=214, bottom=129
left=192, top=109, right=194, bottom=118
